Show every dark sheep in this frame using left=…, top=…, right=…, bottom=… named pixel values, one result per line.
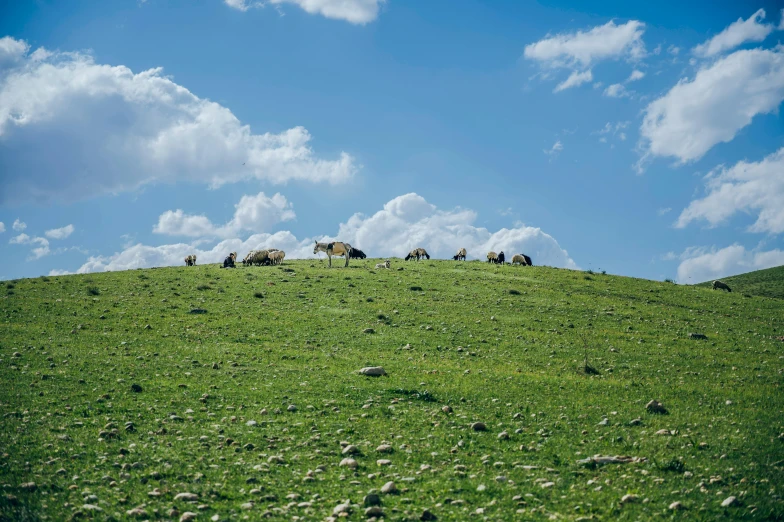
left=349, top=248, right=367, bottom=259
left=712, top=280, right=731, bottom=292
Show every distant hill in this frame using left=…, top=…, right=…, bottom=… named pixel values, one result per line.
left=697, top=264, right=784, bottom=299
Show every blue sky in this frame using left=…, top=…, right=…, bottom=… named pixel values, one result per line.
left=1, top=0, right=783, bottom=283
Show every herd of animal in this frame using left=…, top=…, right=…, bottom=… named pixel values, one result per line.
left=185, top=242, right=535, bottom=270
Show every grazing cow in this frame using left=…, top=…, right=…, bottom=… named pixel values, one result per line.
left=375, top=260, right=391, bottom=269
left=453, top=248, right=467, bottom=261
left=405, top=248, right=430, bottom=261
left=349, top=248, right=367, bottom=259
left=712, top=280, right=731, bottom=292
left=314, top=240, right=351, bottom=267
left=487, top=251, right=498, bottom=263
left=222, top=252, right=237, bottom=268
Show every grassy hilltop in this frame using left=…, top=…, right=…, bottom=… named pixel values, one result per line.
left=696, top=265, right=784, bottom=300
left=1, top=259, right=783, bottom=521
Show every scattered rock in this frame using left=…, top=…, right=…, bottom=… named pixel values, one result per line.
left=363, top=493, right=381, bottom=507
left=342, top=445, right=360, bottom=455
left=246, top=420, right=257, bottom=427
left=476, top=484, right=486, bottom=492
left=377, top=459, right=391, bottom=466
left=441, top=406, right=452, bottom=414
left=175, top=492, right=199, bottom=502
left=363, top=328, right=375, bottom=334
left=669, top=501, right=686, bottom=510
left=470, top=422, right=487, bottom=431
left=381, top=481, right=398, bottom=494
left=540, top=482, right=555, bottom=488
left=130, top=384, right=143, bottom=393
left=19, top=482, right=36, bottom=491
left=339, top=458, right=358, bottom=469
left=180, top=512, right=198, bottom=522
left=376, top=444, right=393, bottom=453
left=126, top=507, right=148, bottom=517
left=646, top=400, right=668, bottom=414
left=655, top=429, right=673, bottom=436
left=629, top=418, right=642, bottom=426
left=497, top=431, right=510, bottom=440
left=721, top=496, right=738, bottom=508
left=333, top=501, right=353, bottom=515
left=420, top=508, right=437, bottom=521
left=621, top=494, right=639, bottom=504
left=365, top=506, right=384, bottom=517
left=577, top=455, right=645, bottom=467
left=359, top=366, right=386, bottom=377
left=81, top=504, right=102, bottom=512
left=287, top=405, right=297, bottom=412
left=240, top=502, right=254, bottom=510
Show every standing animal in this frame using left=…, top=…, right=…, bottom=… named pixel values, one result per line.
left=712, top=280, right=731, bottom=292
left=349, top=248, right=367, bottom=259
left=512, top=254, right=533, bottom=266
left=498, top=251, right=505, bottom=264
left=314, top=240, right=351, bottom=267
left=487, top=251, right=498, bottom=263
left=184, top=254, right=197, bottom=266
left=269, top=250, right=285, bottom=265
left=405, top=248, right=430, bottom=261
left=242, top=251, right=257, bottom=266
left=453, top=248, right=467, bottom=261
left=375, top=260, right=391, bottom=269
left=222, top=252, right=237, bottom=268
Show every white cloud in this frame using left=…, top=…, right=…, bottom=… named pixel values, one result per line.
left=0, top=222, right=4, bottom=233
left=0, top=36, right=29, bottom=67
left=780, top=9, right=784, bottom=31
left=48, top=269, right=73, bottom=276
left=66, top=193, right=578, bottom=274
left=153, top=191, right=296, bottom=237
left=9, top=233, right=50, bottom=259
left=12, top=219, right=26, bottom=231
left=676, top=244, right=784, bottom=283
left=667, top=45, right=680, bottom=56
left=603, top=83, right=629, bottom=97
left=0, top=37, right=356, bottom=204
left=676, top=147, right=784, bottom=234
left=224, top=0, right=384, bottom=24
left=639, top=46, right=784, bottom=164
left=45, top=224, right=75, bottom=240
left=693, top=9, right=774, bottom=58
left=524, top=20, right=646, bottom=69
left=627, top=69, right=645, bottom=82
left=544, top=140, right=563, bottom=157
left=657, top=207, right=672, bottom=216
left=554, top=70, right=593, bottom=92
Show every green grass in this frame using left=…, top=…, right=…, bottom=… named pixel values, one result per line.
left=696, top=264, right=784, bottom=300
left=1, top=259, right=783, bottom=520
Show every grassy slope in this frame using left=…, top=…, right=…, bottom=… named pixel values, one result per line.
left=1, top=260, right=782, bottom=521
left=696, top=264, right=784, bottom=300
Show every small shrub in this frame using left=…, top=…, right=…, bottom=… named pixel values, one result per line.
left=87, top=287, right=100, bottom=296
left=655, top=458, right=685, bottom=473
left=584, top=276, right=593, bottom=281
left=254, top=292, right=264, bottom=299
left=508, top=289, right=521, bottom=295
left=601, top=270, right=606, bottom=275
left=41, top=276, right=50, bottom=282
left=410, top=286, right=423, bottom=291
left=664, top=278, right=675, bottom=284
left=586, top=270, right=594, bottom=275
left=196, top=284, right=211, bottom=291
left=6, top=283, right=15, bottom=289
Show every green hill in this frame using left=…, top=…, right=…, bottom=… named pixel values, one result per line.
left=697, top=264, right=784, bottom=299
left=1, top=260, right=782, bottom=520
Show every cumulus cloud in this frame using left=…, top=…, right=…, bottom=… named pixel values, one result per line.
left=543, top=140, right=563, bottom=158
left=554, top=70, right=593, bottom=92
left=12, top=219, right=26, bottom=232
left=676, top=244, right=784, bottom=283
left=0, top=222, right=5, bottom=233
left=45, top=224, right=74, bottom=240
left=639, top=46, right=784, bottom=165
left=153, top=192, right=296, bottom=237
left=0, top=36, right=356, bottom=204
left=9, top=233, right=50, bottom=259
left=66, top=193, right=578, bottom=274
left=524, top=20, right=646, bottom=68
left=627, top=69, right=645, bottom=82
left=224, top=0, right=384, bottom=24
left=693, top=9, right=774, bottom=58
left=676, top=147, right=784, bottom=234
left=603, top=83, right=629, bottom=98
left=48, top=269, right=73, bottom=276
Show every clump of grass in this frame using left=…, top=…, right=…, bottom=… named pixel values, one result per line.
left=655, top=458, right=685, bottom=473
left=196, top=284, right=211, bottom=291
left=664, top=278, right=675, bottom=284
left=6, top=283, right=15, bottom=290
left=40, top=276, right=50, bottom=282
left=87, top=287, right=100, bottom=296
left=584, top=275, right=593, bottom=281
left=508, top=289, right=521, bottom=295
left=254, top=291, right=264, bottom=299
left=410, top=286, right=423, bottom=291
left=586, top=269, right=594, bottom=275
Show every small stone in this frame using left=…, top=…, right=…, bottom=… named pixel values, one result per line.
left=126, top=507, right=148, bottom=517
left=497, top=431, right=509, bottom=440
left=287, top=404, right=297, bottom=412
left=20, top=482, right=36, bottom=491
left=246, top=420, right=257, bottom=427
left=629, top=418, right=642, bottom=426
left=441, top=406, right=452, bottom=414
left=175, top=492, right=199, bottom=501
left=655, top=429, right=672, bottom=436
left=540, top=482, right=555, bottom=488
left=377, top=459, right=391, bottom=466
left=363, top=328, right=375, bottom=334
left=130, top=384, right=143, bottom=393
left=380, top=481, right=398, bottom=494
left=342, top=445, right=360, bottom=455
left=721, top=496, right=738, bottom=507
left=646, top=400, right=668, bottom=414
left=363, top=493, right=381, bottom=507
left=669, top=501, right=686, bottom=510
left=365, top=506, right=384, bottom=517
left=621, top=494, right=639, bottom=504
left=376, top=444, right=393, bottom=453
left=339, top=458, right=358, bottom=469
left=81, top=504, right=102, bottom=512
left=598, top=418, right=608, bottom=426
left=240, top=502, right=254, bottom=510
left=470, top=422, right=487, bottom=431
left=333, top=502, right=353, bottom=515
left=476, top=484, right=487, bottom=492
left=180, top=513, right=198, bottom=522
left=359, top=366, right=386, bottom=377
